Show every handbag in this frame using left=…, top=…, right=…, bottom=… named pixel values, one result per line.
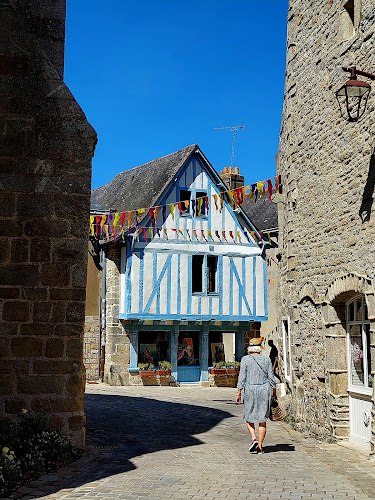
left=269, top=396, right=287, bottom=421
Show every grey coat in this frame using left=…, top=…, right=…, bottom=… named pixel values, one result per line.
left=237, top=354, right=276, bottom=423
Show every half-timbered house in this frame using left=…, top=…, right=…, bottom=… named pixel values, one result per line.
left=88, top=144, right=268, bottom=385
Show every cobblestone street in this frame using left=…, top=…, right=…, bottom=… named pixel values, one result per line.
left=17, top=384, right=375, bottom=500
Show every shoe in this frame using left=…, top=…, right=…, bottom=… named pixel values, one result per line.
left=256, top=446, right=264, bottom=454
left=249, top=439, right=258, bottom=452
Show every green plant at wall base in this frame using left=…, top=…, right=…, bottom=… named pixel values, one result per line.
left=158, top=361, right=172, bottom=371
left=225, top=361, right=240, bottom=369
left=0, top=412, right=81, bottom=496
left=138, top=363, right=154, bottom=371
left=212, top=361, right=225, bottom=369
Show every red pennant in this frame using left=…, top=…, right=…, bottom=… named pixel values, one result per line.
left=234, top=187, right=243, bottom=206
left=267, top=179, right=273, bottom=201
left=148, top=208, right=155, bottom=227
left=177, top=202, right=182, bottom=216
left=95, top=215, right=101, bottom=236
left=142, top=228, right=147, bottom=242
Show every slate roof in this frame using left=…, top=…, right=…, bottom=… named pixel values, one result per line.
left=91, top=144, right=197, bottom=213
left=241, top=195, right=278, bottom=232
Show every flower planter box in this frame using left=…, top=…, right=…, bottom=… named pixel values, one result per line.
left=210, top=369, right=227, bottom=375
left=209, top=369, right=239, bottom=388
left=156, top=370, right=171, bottom=376
left=226, top=369, right=240, bottom=375
left=139, top=370, right=156, bottom=377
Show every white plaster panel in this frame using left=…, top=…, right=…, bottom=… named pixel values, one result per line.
left=142, top=252, right=155, bottom=314
left=245, top=257, right=253, bottom=315
left=212, top=296, right=219, bottom=316
left=256, top=257, right=265, bottom=316
left=222, top=257, right=230, bottom=316
left=232, top=258, right=241, bottom=316
left=180, top=253, right=189, bottom=315
left=170, top=254, right=178, bottom=315
left=202, top=296, right=210, bottom=315
left=130, top=252, right=140, bottom=314
left=191, top=295, right=199, bottom=315
left=120, top=246, right=126, bottom=314
left=157, top=253, right=169, bottom=315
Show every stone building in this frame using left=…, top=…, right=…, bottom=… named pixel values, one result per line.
left=277, top=0, right=375, bottom=453
left=0, top=0, right=96, bottom=448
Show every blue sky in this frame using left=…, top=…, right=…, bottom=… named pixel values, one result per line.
left=65, top=1, right=288, bottom=191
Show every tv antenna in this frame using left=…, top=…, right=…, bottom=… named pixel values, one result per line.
left=213, top=123, right=246, bottom=169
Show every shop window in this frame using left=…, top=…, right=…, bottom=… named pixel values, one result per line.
left=347, top=296, right=373, bottom=390
left=192, top=255, right=218, bottom=294
left=282, top=317, right=291, bottom=381
left=179, top=189, right=191, bottom=215
left=208, top=332, right=235, bottom=365
left=178, top=331, right=200, bottom=366
left=138, top=331, right=170, bottom=367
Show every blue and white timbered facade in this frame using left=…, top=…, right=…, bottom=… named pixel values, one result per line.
left=111, top=147, right=268, bottom=384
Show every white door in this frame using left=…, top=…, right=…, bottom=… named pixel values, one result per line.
left=347, top=296, right=373, bottom=450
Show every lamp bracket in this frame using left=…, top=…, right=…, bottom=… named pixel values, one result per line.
left=342, top=66, right=375, bottom=81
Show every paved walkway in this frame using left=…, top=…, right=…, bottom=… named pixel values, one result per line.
left=15, top=384, right=375, bottom=500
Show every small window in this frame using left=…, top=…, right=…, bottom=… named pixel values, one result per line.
left=207, top=256, right=217, bottom=293
left=192, top=255, right=204, bottom=293
left=347, top=296, right=373, bottom=391
left=195, top=191, right=207, bottom=216
left=179, top=190, right=191, bottom=215
left=192, top=255, right=218, bottom=294
left=282, top=318, right=291, bottom=381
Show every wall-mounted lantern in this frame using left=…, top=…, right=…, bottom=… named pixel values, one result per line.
left=336, top=66, right=375, bottom=122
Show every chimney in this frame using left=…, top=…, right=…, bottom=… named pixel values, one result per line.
left=220, top=166, right=245, bottom=191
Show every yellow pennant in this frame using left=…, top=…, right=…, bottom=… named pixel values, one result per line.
left=219, top=193, right=224, bottom=212
left=90, top=216, right=94, bottom=236
left=257, top=181, right=265, bottom=199
left=227, top=190, right=234, bottom=208
left=179, top=229, right=185, bottom=239
left=197, top=198, right=203, bottom=216
left=149, top=227, right=154, bottom=240
left=208, top=230, right=214, bottom=240
left=236, top=231, right=242, bottom=243
left=170, top=204, right=175, bottom=219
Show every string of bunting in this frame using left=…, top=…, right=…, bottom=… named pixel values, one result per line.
left=90, top=175, right=282, bottom=242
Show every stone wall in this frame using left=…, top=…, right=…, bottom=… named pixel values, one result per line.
left=84, top=315, right=100, bottom=380
left=0, top=0, right=96, bottom=448
left=277, top=0, right=375, bottom=451
left=103, top=245, right=131, bottom=386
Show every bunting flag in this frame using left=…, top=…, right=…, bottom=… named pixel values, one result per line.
left=267, top=179, right=273, bottom=201
left=89, top=175, right=281, bottom=240
left=163, top=228, right=168, bottom=239
left=104, top=224, right=109, bottom=241
left=267, top=232, right=272, bottom=244
left=219, top=193, right=224, bottom=212
left=192, top=229, right=198, bottom=240
left=170, top=204, right=175, bottom=220
left=90, top=216, right=94, bottom=236
left=274, top=175, right=280, bottom=193
left=229, top=230, right=235, bottom=242
left=222, top=231, right=228, bottom=242
left=136, top=229, right=140, bottom=242
left=172, top=228, right=178, bottom=238
left=215, top=230, right=221, bottom=241
left=128, top=211, right=133, bottom=230
left=186, top=229, right=191, bottom=240
left=154, top=206, right=160, bottom=224
left=236, top=231, right=242, bottom=243
left=208, top=230, right=213, bottom=241
left=197, top=198, right=203, bottom=217
left=148, top=208, right=155, bottom=226
left=149, top=227, right=154, bottom=240
left=201, top=230, right=208, bottom=242
left=179, top=229, right=185, bottom=239
left=250, top=231, right=255, bottom=240
left=213, top=194, right=219, bottom=210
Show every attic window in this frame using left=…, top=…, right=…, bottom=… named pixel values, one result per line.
left=195, top=191, right=207, bottom=217
left=192, top=255, right=218, bottom=294
left=179, top=190, right=191, bottom=215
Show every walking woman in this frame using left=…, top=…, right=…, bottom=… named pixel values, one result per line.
left=236, top=337, right=277, bottom=454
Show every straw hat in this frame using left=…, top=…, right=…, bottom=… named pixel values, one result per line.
left=248, top=337, right=265, bottom=350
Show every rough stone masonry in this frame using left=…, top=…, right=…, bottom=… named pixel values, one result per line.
left=277, top=0, right=375, bottom=454
left=0, top=0, right=96, bottom=448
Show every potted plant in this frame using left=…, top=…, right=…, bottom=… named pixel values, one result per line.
left=138, top=363, right=155, bottom=376
left=210, top=361, right=226, bottom=374
left=156, top=361, right=172, bottom=376
left=226, top=361, right=240, bottom=374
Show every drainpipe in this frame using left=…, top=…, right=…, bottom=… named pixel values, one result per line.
left=98, top=248, right=106, bottom=381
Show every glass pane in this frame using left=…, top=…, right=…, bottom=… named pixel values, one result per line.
left=356, top=299, right=363, bottom=321
left=365, top=324, right=373, bottom=388
left=178, top=332, right=200, bottom=366
left=350, top=324, right=364, bottom=386
left=348, top=302, right=355, bottom=321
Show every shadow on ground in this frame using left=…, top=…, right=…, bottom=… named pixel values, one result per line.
left=26, top=393, right=233, bottom=498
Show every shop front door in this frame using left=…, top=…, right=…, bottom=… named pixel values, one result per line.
left=177, top=331, right=200, bottom=383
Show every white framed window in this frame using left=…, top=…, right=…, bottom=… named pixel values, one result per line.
left=178, top=189, right=207, bottom=219
left=192, top=254, right=218, bottom=295
left=282, top=317, right=292, bottom=382
left=347, top=295, right=373, bottom=394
